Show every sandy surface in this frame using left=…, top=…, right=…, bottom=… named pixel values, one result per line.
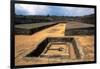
left=15, top=23, right=66, bottom=65
left=15, top=23, right=95, bottom=66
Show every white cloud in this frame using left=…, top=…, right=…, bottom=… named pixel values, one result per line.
left=62, top=7, right=94, bottom=16
left=15, top=3, right=94, bottom=16
left=15, top=4, right=49, bottom=15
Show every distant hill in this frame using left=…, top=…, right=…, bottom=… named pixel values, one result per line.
left=14, top=14, right=95, bottom=25
left=80, top=14, right=95, bottom=25
left=65, top=14, right=95, bottom=25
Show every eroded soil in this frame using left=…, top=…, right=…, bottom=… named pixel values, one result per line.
left=15, top=23, right=94, bottom=66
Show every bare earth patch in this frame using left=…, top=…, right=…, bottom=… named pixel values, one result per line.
left=15, top=23, right=94, bottom=66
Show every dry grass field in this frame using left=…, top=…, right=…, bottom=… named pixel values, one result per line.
left=15, top=22, right=94, bottom=66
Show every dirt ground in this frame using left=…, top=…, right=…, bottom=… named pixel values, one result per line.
left=15, top=23, right=95, bottom=66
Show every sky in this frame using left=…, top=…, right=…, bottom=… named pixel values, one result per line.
left=15, top=4, right=94, bottom=16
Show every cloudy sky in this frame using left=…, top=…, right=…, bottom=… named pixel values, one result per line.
left=15, top=4, right=94, bottom=16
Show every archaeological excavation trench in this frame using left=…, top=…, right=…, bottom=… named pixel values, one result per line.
left=15, top=22, right=94, bottom=65
left=26, top=37, right=84, bottom=60
left=25, top=22, right=94, bottom=60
